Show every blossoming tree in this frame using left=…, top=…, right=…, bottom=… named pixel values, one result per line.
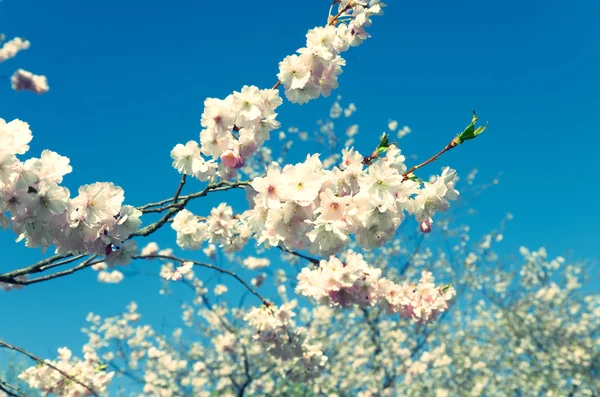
left=3, top=151, right=597, bottom=396
left=12, top=0, right=589, bottom=396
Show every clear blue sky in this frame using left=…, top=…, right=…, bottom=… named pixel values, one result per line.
left=1, top=0, right=599, bottom=369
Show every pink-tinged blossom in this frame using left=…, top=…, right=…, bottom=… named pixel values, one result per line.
left=379, top=271, right=456, bottom=323
left=244, top=303, right=299, bottom=357
left=243, top=256, right=270, bottom=270
left=412, top=167, right=459, bottom=231
left=238, top=127, right=259, bottom=158
left=260, top=88, right=283, bottom=111
left=297, top=251, right=381, bottom=308
left=306, top=25, right=347, bottom=54
left=297, top=251, right=455, bottom=323
left=170, top=140, right=218, bottom=181
left=0, top=118, right=32, bottom=156
left=277, top=1, right=383, bottom=104
left=284, top=82, right=320, bottom=105
left=278, top=54, right=311, bottom=89
left=161, top=261, right=194, bottom=281
left=112, top=205, right=142, bottom=240
left=171, top=209, right=206, bottom=250
left=340, top=147, right=364, bottom=170
left=232, top=85, right=264, bottom=125
left=279, top=162, right=324, bottom=205
left=26, top=182, right=69, bottom=221
left=70, top=182, right=124, bottom=226
left=220, top=148, right=245, bottom=169
left=205, top=203, right=235, bottom=244
left=358, top=159, right=402, bottom=209
left=244, top=303, right=327, bottom=380
left=199, top=127, right=233, bottom=159
left=11, top=69, right=49, bottom=94
left=306, top=218, right=350, bottom=256
left=37, top=150, right=72, bottom=184
left=251, top=163, right=284, bottom=209
left=200, top=97, right=236, bottom=134
left=315, top=188, right=352, bottom=221
left=192, top=85, right=282, bottom=174
left=383, top=144, right=407, bottom=173
left=240, top=142, right=459, bottom=256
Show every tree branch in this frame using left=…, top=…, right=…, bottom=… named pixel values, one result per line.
left=133, top=254, right=271, bottom=307
left=0, top=339, right=98, bottom=397
left=0, top=379, right=27, bottom=397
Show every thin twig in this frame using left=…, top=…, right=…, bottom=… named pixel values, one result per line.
left=137, top=180, right=250, bottom=213
left=173, top=174, right=187, bottom=204
left=133, top=254, right=271, bottom=307
left=402, top=139, right=458, bottom=181
left=278, top=246, right=321, bottom=266
left=0, top=379, right=26, bottom=397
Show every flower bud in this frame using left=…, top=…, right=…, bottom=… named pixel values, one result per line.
left=419, top=220, right=432, bottom=234
left=220, top=149, right=245, bottom=169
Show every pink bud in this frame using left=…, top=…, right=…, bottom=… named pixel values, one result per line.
left=419, top=220, right=432, bottom=234
left=220, top=149, right=245, bottom=169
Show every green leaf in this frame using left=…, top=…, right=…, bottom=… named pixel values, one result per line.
left=376, top=146, right=388, bottom=155
left=376, top=132, right=390, bottom=150
left=96, top=363, right=108, bottom=372
left=456, top=111, right=488, bottom=144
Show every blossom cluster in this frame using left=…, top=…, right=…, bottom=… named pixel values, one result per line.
left=243, top=145, right=458, bottom=256
left=160, top=261, right=194, bottom=281
left=171, top=203, right=251, bottom=252
left=1, top=35, right=49, bottom=93
left=83, top=303, right=192, bottom=395
left=91, top=261, right=124, bottom=284
left=171, top=143, right=458, bottom=257
left=11, top=68, right=50, bottom=94
left=171, top=85, right=282, bottom=181
left=278, top=0, right=385, bottom=104
left=0, top=118, right=140, bottom=263
left=243, top=256, right=270, bottom=270
left=297, top=250, right=455, bottom=322
left=244, top=303, right=327, bottom=381
left=0, top=36, right=30, bottom=62
left=18, top=347, right=114, bottom=397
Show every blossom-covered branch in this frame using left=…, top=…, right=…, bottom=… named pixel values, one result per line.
left=0, top=0, right=504, bottom=393
left=0, top=340, right=103, bottom=396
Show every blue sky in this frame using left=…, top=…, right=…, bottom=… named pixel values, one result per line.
left=1, top=0, right=599, bottom=374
